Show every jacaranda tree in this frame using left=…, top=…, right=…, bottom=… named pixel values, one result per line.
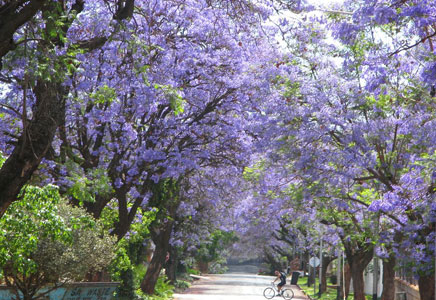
left=1, top=0, right=435, bottom=299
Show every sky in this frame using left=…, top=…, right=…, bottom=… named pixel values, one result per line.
left=308, top=0, right=344, bottom=5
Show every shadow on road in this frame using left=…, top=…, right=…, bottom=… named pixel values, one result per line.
left=173, top=265, right=310, bottom=300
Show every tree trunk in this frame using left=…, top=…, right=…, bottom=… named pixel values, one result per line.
left=303, top=252, right=308, bottom=276
left=0, top=80, right=65, bottom=217
left=0, top=0, right=89, bottom=217
left=350, top=264, right=366, bottom=300
left=0, top=0, right=134, bottom=218
left=346, top=246, right=373, bottom=300
left=418, top=274, right=435, bottom=300
left=140, top=219, right=174, bottom=294
left=140, top=178, right=181, bottom=294
left=0, top=1, right=48, bottom=64
left=307, top=265, right=314, bottom=286
left=338, top=263, right=351, bottom=299
left=381, top=254, right=396, bottom=300
left=165, top=245, right=177, bottom=284
left=321, top=255, right=336, bottom=292
left=344, top=263, right=351, bottom=299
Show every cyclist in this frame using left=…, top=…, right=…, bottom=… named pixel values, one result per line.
left=273, top=270, right=287, bottom=296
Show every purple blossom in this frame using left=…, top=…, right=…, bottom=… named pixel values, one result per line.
left=374, top=6, right=397, bottom=24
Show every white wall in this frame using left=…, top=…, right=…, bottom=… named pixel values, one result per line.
left=363, top=259, right=383, bottom=297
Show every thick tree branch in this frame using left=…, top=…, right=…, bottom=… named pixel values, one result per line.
left=0, top=0, right=49, bottom=67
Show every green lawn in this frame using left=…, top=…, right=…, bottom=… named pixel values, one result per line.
left=296, top=276, right=372, bottom=300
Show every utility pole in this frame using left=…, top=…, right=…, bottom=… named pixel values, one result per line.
left=337, top=251, right=342, bottom=300
left=343, top=253, right=346, bottom=300
left=319, top=237, right=323, bottom=297
left=372, top=255, right=378, bottom=300
left=313, top=262, right=316, bottom=296
left=373, top=214, right=379, bottom=300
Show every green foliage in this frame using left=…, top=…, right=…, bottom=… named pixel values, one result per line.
left=356, top=188, right=379, bottom=206
left=148, top=179, right=180, bottom=230
left=153, top=84, right=185, bottom=115
left=174, top=280, right=190, bottom=290
left=0, top=185, right=116, bottom=298
left=66, top=168, right=114, bottom=204
left=134, top=274, right=174, bottom=300
left=110, top=246, right=133, bottom=279
left=35, top=201, right=116, bottom=282
left=365, top=93, right=395, bottom=115
left=90, top=85, right=118, bottom=105
left=346, top=31, right=376, bottom=75
left=415, top=150, right=436, bottom=190
left=243, top=160, right=265, bottom=182
left=0, top=152, right=5, bottom=167
left=186, top=267, right=200, bottom=275
left=208, top=257, right=229, bottom=274
left=153, top=275, right=174, bottom=298
left=108, top=208, right=157, bottom=299
left=196, top=230, right=238, bottom=273
left=298, top=276, right=373, bottom=300
left=283, top=80, right=302, bottom=100
left=282, top=184, right=305, bottom=208
left=0, top=185, right=67, bottom=277
left=272, top=75, right=302, bottom=102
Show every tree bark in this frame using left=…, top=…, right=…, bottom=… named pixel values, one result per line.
left=338, top=263, right=351, bottom=299
left=140, top=178, right=180, bottom=294
left=140, top=219, right=174, bottom=294
left=0, top=0, right=49, bottom=65
left=302, top=252, right=308, bottom=277
left=321, top=255, right=336, bottom=292
left=0, top=80, right=65, bottom=217
left=0, top=0, right=133, bottom=218
left=350, top=263, right=366, bottom=300
left=381, top=254, right=396, bottom=300
left=418, top=274, right=435, bottom=300
left=165, top=245, right=177, bottom=284
left=0, top=0, right=86, bottom=216
left=344, top=263, right=351, bottom=299
left=307, top=265, right=314, bottom=286
left=346, top=245, right=373, bottom=300
left=416, top=219, right=435, bottom=300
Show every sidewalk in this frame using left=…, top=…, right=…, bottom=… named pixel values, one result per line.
left=289, top=284, right=311, bottom=299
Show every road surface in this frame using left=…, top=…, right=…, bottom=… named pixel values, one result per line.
left=173, top=265, right=309, bottom=300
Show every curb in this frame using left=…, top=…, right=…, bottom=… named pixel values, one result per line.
left=296, top=284, right=314, bottom=300
left=189, top=274, right=211, bottom=280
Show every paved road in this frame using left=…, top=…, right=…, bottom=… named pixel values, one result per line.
left=173, top=265, right=309, bottom=300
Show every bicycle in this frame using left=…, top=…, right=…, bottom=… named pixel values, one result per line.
left=263, top=282, right=294, bottom=299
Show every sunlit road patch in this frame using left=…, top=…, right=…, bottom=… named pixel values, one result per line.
left=173, top=270, right=309, bottom=300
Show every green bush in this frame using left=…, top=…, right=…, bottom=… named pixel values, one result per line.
left=135, top=274, right=174, bottom=300
left=174, top=280, right=190, bottom=290
left=298, top=276, right=373, bottom=300
left=209, top=257, right=229, bottom=274
left=186, top=267, right=200, bottom=275
left=195, top=230, right=237, bottom=274
left=330, top=274, right=337, bottom=284
left=107, top=207, right=157, bottom=299
left=0, top=185, right=116, bottom=300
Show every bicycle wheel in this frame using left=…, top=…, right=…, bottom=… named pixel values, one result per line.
left=282, top=288, right=294, bottom=299
left=263, top=287, right=275, bottom=299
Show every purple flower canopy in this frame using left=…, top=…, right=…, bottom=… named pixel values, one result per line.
left=0, top=0, right=434, bottom=289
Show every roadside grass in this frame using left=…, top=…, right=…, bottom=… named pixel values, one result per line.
left=296, top=276, right=372, bottom=300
